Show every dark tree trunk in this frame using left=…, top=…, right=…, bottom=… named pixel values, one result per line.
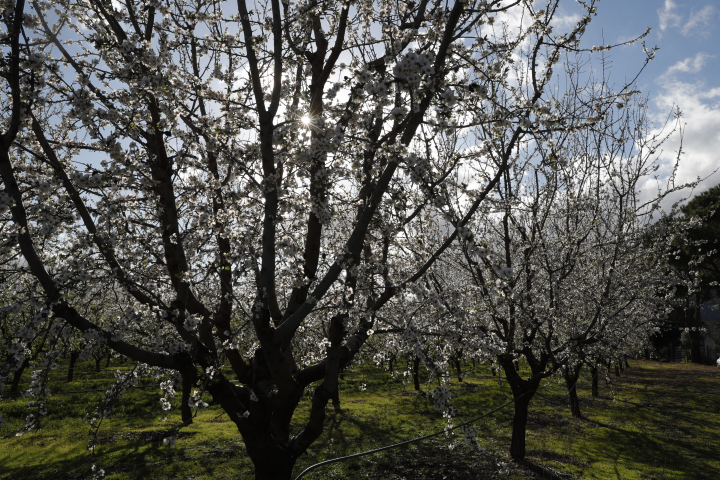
left=413, top=357, right=421, bottom=391
left=247, top=444, right=296, bottom=480
left=515, top=361, right=520, bottom=371
left=106, top=354, right=112, bottom=368
left=67, top=351, right=80, bottom=382
left=509, top=390, right=533, bottom=460
left=94, top=356, right=102, bottom=372
left=624, top=359, right=630, bottom=369
left=181, top=371, right=193, bottom=424
left=9, top=359, right=29, bottom=394
left=453, top=357, right=462, bottom=382
left=491, top=366, right=496, bottom=376
left=590, top=365, right=599, bottom=397
left=564, top=366, right=582, bottom=418
left=619, top=361, right=624, bottom=372
left=499, top=356, right=541, bottom=461
left=331, top=387, right=341, bottom=412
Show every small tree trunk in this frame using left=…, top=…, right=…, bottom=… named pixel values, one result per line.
left=564, top=367, right=582, bottom=418
left=9, top=359, right=29, bottom=394
left=413, top=357, right=421, bottom=391
left=619, top=361, right=624, bottom=372
left=181, top=372, right=193, bottom=424
left=509, top=387, right=534, bottom=460
left=94, top=356, right=102, bottom=372
left=624, top=359, right=630, bottom=369
left=515, top=361, right=520, bottom=371
left=331, top=387, right=341, bottom=412
left=590, top=365, right=599, bottom=397
left=615, top=364, right=620, bottom=377
left=106, top=354, right=112, bottom=368
left=491, top=366, right=496, bottom=376
left=67, top=351, right=80, bottom=382
left=454, top=357, right=462, bottom=382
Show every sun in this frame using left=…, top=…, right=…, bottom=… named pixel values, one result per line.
left=301, top=114, right=311, bottom=126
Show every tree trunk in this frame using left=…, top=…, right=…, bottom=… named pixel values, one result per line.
left=614, top=364, right=620, bottom=377
left=106, top=354, right=112, bottom=368
left=500, top=357, right=540, bottom=461
left=331, top=387, right=341, bottom=412
left=249, top=445, right=296, bottom=480
left=67, top=351, right=79, bottom=382
left=509, top=387, right=534, bottom=460
left=590, top=365, right=599, bottom=397
left=94, top=356, right=102, bottom=372
left=564, top=367, right=582, bottom=418
left=9, top=359, right=29, bottom=394
left=619, top=361, right=624, bottom=372
left=413, top=357, right=421, bottom=391
left=181, top=371, right=193, bottom=424
left=454, top=357, right=462, bottom=382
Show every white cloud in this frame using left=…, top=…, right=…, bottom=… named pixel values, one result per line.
left=681, top=5, right=716, bottom=37
left=657, top=1, right=716, bottom=38
left=658, top=0, right=682, bottom=32
left=642, top=78, right=720, bottom=211
left=551, top=13, right=581, bottom=30
left=666, top=52, right=714, bottom=76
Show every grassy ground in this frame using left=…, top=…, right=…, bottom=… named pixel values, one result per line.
left=1, top=359, right=718, bottom=479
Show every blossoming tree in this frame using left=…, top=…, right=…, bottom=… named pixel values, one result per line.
left=0, top=0, right=662, bottom=476
left=427, top=93, right=692, bottom=459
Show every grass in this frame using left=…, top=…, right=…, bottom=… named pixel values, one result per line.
left=1, top=359, right=719, bottom=479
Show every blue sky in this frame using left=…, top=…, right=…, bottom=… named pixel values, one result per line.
left=574, top=0, right=720, bottom=207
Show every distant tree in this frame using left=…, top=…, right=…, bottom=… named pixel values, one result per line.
left=669, top=184, right=720, bottom=362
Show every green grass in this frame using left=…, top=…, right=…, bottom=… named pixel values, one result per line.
left=1, top=359, right=719, bottom=479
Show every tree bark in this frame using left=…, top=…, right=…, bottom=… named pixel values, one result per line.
left=500, top=356, right=540, bottom=461
left=9, top=358, right=29, bottom=394
left=181, top=370, right=193, bottom=424
left=615, top=364, right=620, bottom=377
left=67, top=351, right=80, bottom=382
left=590, top=365, right=599, bottom=397
left=106, top=354, right=112, bottom=368
left=564, top=366, right=582, bottom=418
left=509, top=387, right=534, bottom=460
left=413, top=357, right=421, bottom=391
left=453, top=357, right=462, bottom=382
left=248, top=443, right=296, bottom=480
left=94, top=356, right=102, bottom=372
left=331, top=387, right=341, bottom=412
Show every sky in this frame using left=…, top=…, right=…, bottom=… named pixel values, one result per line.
left=566, top=0, right=720, bottom=209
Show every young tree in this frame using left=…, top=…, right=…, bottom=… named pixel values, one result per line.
left=0, top=0, right=658, bottom=476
